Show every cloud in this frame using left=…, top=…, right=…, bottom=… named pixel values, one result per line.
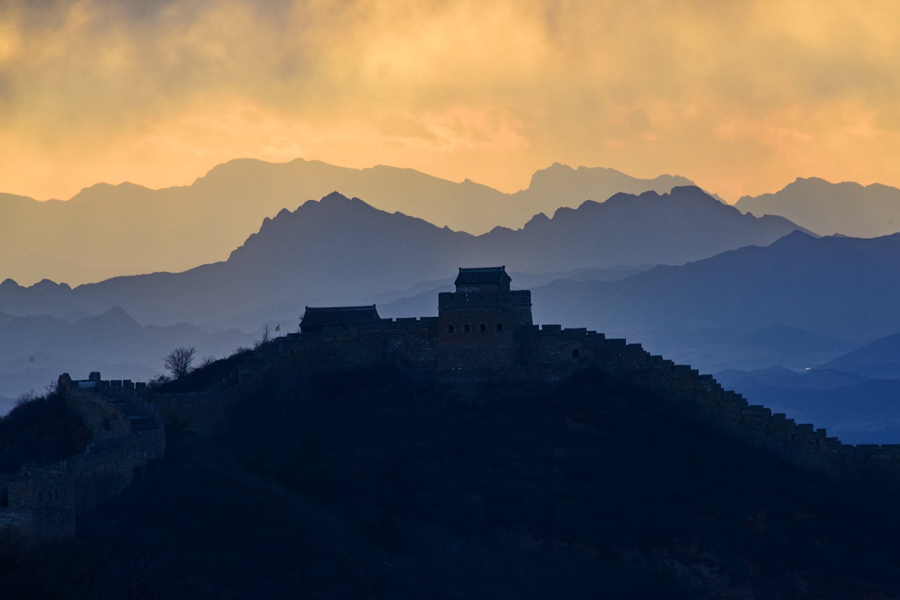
left=1, top=0, right=900, bottom=201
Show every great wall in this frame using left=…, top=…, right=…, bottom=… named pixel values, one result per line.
left=4, top=265, right=900, bottom=540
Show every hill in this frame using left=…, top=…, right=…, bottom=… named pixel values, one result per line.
left=0, top=188, right=805, bottom=329
left=0, top=159, right=693, bottom=285
left=6, top=366, right=900, bottom=598
left=737, top=176, right=900, bottom=238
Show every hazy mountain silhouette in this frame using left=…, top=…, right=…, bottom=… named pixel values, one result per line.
left=0, top=159, right=693, bottom=286
left=736, top=177, right=900, bottom=238
left=820, top=332, right=900, bottom=380
left=477, top=186, right=808, bottom=273
left=530, top=232, right=900, bottom=371
left=715, top=367, right=900, bottom=443
left=0, top=307, right=254, bottom=406
left=0, top=189, right=805, bottom=328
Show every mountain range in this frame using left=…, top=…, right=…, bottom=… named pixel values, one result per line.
left=0, top=307, right=254, bottom=402
left=715, top=367, right=900, bottom=444
left=528, top=231, right=900, bottom=366
left=0, top=159, right=692, bottom=286
left=737, top=176, right=900, bottom=238
left=0, top=187, right=804, bottom=329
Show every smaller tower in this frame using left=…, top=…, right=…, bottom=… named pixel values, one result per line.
left=300, top=305, right=381, bottom=334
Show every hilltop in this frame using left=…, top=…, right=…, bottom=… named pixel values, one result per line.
left=5, top=362, right=900, bottom=598
left=5, top=269, right=900, bottom=598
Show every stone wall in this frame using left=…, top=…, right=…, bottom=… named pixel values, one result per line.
left=0, top=377, right=166, bottom=540
left=516, top=324, right=900, bottom=487
left=206, top=317, right=900, bottom=490
left=24, top=305, right=900, bottom=543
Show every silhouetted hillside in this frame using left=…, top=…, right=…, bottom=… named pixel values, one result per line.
left=0, top=159, right=693, bottom=285
left=0, top=189, right=805, bottom=329
left=0, top=394, right=90, bottom=473
left=737, top=176, right=900, bottom=238
left=5, top=368, right=900, bottom=598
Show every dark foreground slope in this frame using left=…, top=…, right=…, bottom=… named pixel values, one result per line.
left=5, top=369, right=900, bottom=599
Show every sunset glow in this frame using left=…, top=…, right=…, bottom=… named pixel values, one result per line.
left=2, top=0, right=900, bottom=201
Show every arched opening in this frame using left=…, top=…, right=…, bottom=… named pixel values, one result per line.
left=446, top=324, right=455, bottom=334
left=463, top=324, right=471, bottom=334
left=495, top=323, right=503, bottom=332
left=1, top=487, right=8, bottom=508
left=572, top=349, right=580, bottom=358
left=478, top=323, right=487, bottom=333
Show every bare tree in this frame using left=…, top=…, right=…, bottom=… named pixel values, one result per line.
left=164, top=347, right=196, bottom=379
left=255, top=324, right=271, bottom=349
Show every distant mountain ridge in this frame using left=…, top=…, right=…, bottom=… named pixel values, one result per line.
left=0, top=188, right=805, bottom=329
left=0, top=306, right=254, bottom=405
left=820, top=332, right=900, bottom=380
left=714, top=366, right=900, bottom=444
left=529, top=231, right=900, bottom=371
left=0, top=158, right=694, bottom=286
left=736, top=176, right=900, bottom=238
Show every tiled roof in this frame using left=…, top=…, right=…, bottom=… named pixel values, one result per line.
left=301, top=305, right=381, bottom=330
left=454, top=266, right=511, bottom=286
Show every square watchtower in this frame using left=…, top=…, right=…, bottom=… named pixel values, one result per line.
left=437, top=267, right=532, bottom=367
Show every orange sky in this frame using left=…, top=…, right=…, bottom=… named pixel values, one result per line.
left=1, top=0, right=899, bottom=202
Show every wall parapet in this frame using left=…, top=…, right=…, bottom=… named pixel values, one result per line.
left=0, top=374, right=167, bottom=540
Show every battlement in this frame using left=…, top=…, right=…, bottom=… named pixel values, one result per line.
left=438, top=289, right=532, bottom=308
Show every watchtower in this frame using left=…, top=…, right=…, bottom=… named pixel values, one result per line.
left=437, top=267, right=532, bottom=367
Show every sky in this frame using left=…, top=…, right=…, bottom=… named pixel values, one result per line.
left=1, top=0, right=899, bottom=202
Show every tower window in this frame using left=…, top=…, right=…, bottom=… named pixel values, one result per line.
left=464, top=324, right=471, bottom=333
left=478, top=323, right=487, bottom=333
left=446, top=324, right=455, bottom=334
left=572, top=349, right=580, bottom=358
left=496, top=323, right=503, bottom=332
